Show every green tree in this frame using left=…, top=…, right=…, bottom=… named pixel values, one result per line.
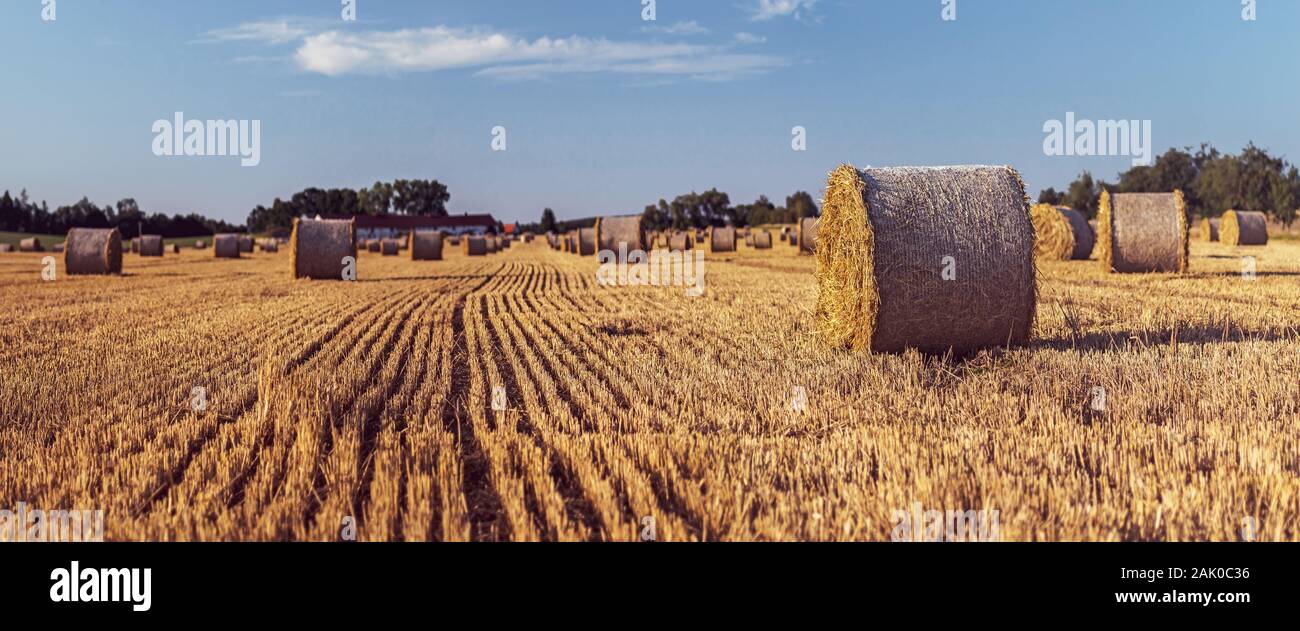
left=785, top=191, right=818, bottom=222
left=540, top=208, right=557, bottom=233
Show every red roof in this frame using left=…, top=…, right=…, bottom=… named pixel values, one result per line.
left=503, top=223, right=517, bottom=235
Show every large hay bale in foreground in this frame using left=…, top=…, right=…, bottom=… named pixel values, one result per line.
left=753, top=231, right=773, bottom=249
left=709, top=226, right=736, bottom=252
left=237, top=235, right=254, bottom=253
left=138, top=235, right=164, bottom=257
left=464, top=236, right=487, bottom=256
left=410, top=231, right=444, bottom=260
left=1221, top=210, right=1268, bottom=246
left=577, top=228, right=597, bottom=255
left=1030, top=204, right=1093, bottom=260
left=1199, top=217, right=1220, bottom=242
left=668, top=232, right=694, bottom=251
left=381, top=239, right=400, bottom=256
left=19, top=237, right=43, bottom=252
left=816, top=164, right=1036, bottom=355
left=214, top=234, right=241, bottom=258
left=290, top=218, right=357, bottom=280
left=64, top=227, right=123, bottom=275
left=596, top=215, right=647, bottom=257
left=1097, top=191, right=1188, bottom=273
left=797, top=217, right=818, bottom=254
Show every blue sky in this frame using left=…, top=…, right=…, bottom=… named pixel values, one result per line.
left=1, top=0, right=1296, bottom=225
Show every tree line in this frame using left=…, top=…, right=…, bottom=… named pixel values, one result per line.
left=246, top=179, right=450, bottom=233
left=522, top=190, right=820, bottom=234
left=0, top=191, right=243, bottom=237
left=1039, top=143, right=1299, bottom=225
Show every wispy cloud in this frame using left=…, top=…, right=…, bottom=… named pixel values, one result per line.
left=748, top=0, right=818, bottom=22
left=195, top=19, right=314, bottom=45
left=641, top=20, right=709, bottom=36
left=733, top=32, right=767, bottom=45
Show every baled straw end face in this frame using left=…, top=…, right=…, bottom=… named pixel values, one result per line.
left=814, top=164, right=877, bottom=353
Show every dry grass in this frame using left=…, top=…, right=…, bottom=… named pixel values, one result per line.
left=1, top=235, right=1298, bottom=541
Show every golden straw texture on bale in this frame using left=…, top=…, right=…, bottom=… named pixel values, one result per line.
left=463, top=236, right=487, bottom=256
left=1098, top=191, right=1188, bottom=273
left=410, top=231, right=444, bottom=260
left=1220, top=210, right=1269, bottom=246
left=381, top=239, right=400, bottom=256
left=753, top=230, right=773, bottom=249
left=19, top=237, right=43, bottom=252
left=64, top=228, right=123, bottom=275
left=798, top=217, right=818, bottom=254
left=1199, top=217, right=1220, bottom=242
left=668, top=232, right=694, bottom=251
left=577, top=228, right=597, bottom=256
left=486, top=236, right=499, bottom=254
left=709, top=226, right=736, bottom=252
left=595, top=215, right=647, bottom=256
left=815, top=164, right=1036, bottom=355
left=290, top=217, right=357, bottom=280
left=1030, top=204, right=1094, bottom=260
left=237, top=235, right=254, bottom=253
left=213, top=234, right=241, bottom=258
left=137, top=235, right=164, bottom=257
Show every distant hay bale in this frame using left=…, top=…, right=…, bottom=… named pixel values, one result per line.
left=816, top=164, right=1036, bottom=355
left=1030, top=204, right=1094, bottom=260
left=1097, top=191, right=1188, bottom=273
left=668, top=232, right=694, bottom=251
left=213, top=233, right=241, bottom=258
left=709, top=226, right=736, bottom=252
left=464, top=236, right=488, bottom=256
left=366, top=239, right=381, bottom=252
left=64, top=227, right=123, bottom=275
left=450, top=236, right=461, bottom=247
left=169, top=243, right=181, bottom=254
left=381, top=239, right=400, bottom=256
left=129, top=239, right=139, bottom=254
left=578, top=227, right=597, bottom=255
left=260, top=240, right=279, bottom=253
left=290, top=217, right=357, bottom=280
left=19, top=237, right=43, bottom=252
left=596, top=215, right=646, bottom=257
left=745, top=233, right=755, bottom=247
left=138, top=234, right=164, bottom=257
left=237, top=235, right=254, bottom=253
left=194, top=240, right=208, bottom=250
left=0, top=244, right=12, bottom=253
left=1199, top=217, right=1220, bottom=242
left=53, top=243, right=65, bottom=253
left=1220, top=210, right=1268, bottom=246
left=486, top=236, right=499, bottom=254
left=797, top=217, right=819, bottom=254
left=753, top=230, right=773, bottom=249
left=411, top=231, right=444, bottom=260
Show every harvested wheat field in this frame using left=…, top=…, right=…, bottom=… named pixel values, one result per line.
left=1, top=236, right=1299, bottom=542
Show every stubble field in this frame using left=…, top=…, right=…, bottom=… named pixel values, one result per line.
left=1, top=235, right=1298, bottom=541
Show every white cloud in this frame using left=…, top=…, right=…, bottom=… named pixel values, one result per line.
left=733, top=32, right=767, bottom=45
left=196, top=19, right=313, bottom=45
left=642, top=20, right=709, bottom=35
left=748, top=0, right=818, bottom=21
left=292, top=26, right=784, bottom=80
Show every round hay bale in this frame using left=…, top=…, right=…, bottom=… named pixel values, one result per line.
left=290, top=217, right=357, bottom=280
left=237, top=235, right=254, bottom=253
left=797, top=217, right=819, bottom=254
left=129, top=239, right=139, bottom=254
left=53, top=243, right=66, bottom=253
left=709, top=226, right=736, bottom=252
left=137, top=234, right=164, bottom=257
left=449, top=236, right=461, bottom=247
left=0, top=244, right=13, bottom=253
left=486, top=236, right=499, bottom=254
left=19, top=237, right=43, bottom=252
left=595, top=215, right=647, bottom=258
left=194, top=240, right=208, bottom=250
left=364, top=239, right=379, bottom=253
left=169, top=243, right=181, bottom=254
left=1097, top=191, right=1188, bottom=273
left=1199, top=217, right=1220, bottom=242
left=1220, top=210, right=1268, bottom=246
left=464, top=236, right=488, bottom=256
left=816, top=164, right=1036, bottom=355
left=64, top=227, right=123, bottom=275
left=213, top=234, right=241, bottom=258
left=1030, top=204, right=1094, bottom=260
left=260, top=240, right=279, bottom=253
left=577, top=227, right=597, bottom=255
left=668, top=232, right=694, bottom=251
left=745, top=233, right=755, bottom=247
left=411, top=231, right=444, bottom=260
left=753, top=230, right=773, bottom=249
left=380, top=239, right=400, bottom=256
